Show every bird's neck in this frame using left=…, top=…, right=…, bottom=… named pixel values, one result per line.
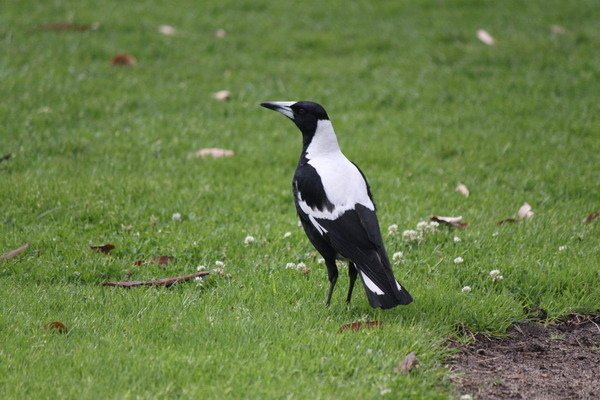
left=302, top=120, right=342, bottom=161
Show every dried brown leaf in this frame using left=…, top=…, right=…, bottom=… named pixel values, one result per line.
left=38, top=22, right=99, bottom=32
left=133, top=260, right=145, bottom=266
left=101, top=271, right=210, bottom=288
left=517, top=202, right=534, bottom=220
left=476, top=29, right=495, bottom=45
left=584, top=211, right=599, bottom=224
left=455, top=183, right=470, bottom=197
left=497, top=217, right=518, bottom=225
left=212, top=90, right=231, bottom=101
left=0, top=243, right=29, bottom=261
left=498, top=202, right=534, bottom=225
left=150, top=255, right=173, bottom=265
left=214, top=28, right=227, bottom=38
left=90, top=243, right=115, bottom=254
left=550, top=25, right=566, bottom=34
left=394, top=352, right=419, bottom=374
left=195, top=148, right=235, bottom=158
left=431, top=216, right=469, bottom=229
left=111, top=53, right=137, bottom=66
left=338, top=321, right=383, bottom=332
left=44, top=321, right=68, bottom=334
left=158, top=25, right=176, bottom=36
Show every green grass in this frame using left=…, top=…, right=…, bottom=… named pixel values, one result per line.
left=1, top=0, right=599, bottom=398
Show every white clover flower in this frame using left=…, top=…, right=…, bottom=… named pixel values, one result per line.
left=317, top=257, right=325, bottom=265
left=197, top=265, right=206, bottom=271
left=283, top=231, right=292, bottom=239
left=558, top=245, right=567, bottom=252
left=392, top=251, right=404, bottom=263
left=296, top=262, right=310, bottom=273
left=416, top=221, right=429, bottom=231
left=417, top=220, right=439, bottom=234
left=489, top=269, right=503, bottom=281
left=192, top=241, right=198, bottom=246
left=213, top=267, right=225, bottom=275
left=402, top=229, right=420, bottom=242
left=215, top=260, right=225, bottom=267
left=453, top=257, right=464, bottom=264
left=461, top=286, right=472, bottom=293
left=285, top=263, right=296, bottom=269
left=380, top=388, right=392, bottom=396
left=492, top=231, right=499, bottom=237
left=244, top=235, right=255, bottom=245
left=460, top=395, right=473, bottom=400
left=454, top=236, right=461, bottom=243
left=194, top=276, right=204, bottom=285
left=172, top=212, right=182, bottom=221
left=388, top=224, right=398, bottom=235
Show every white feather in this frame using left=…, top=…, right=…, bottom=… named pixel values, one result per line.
left=360, top=271, right=385, bottom=295
left=299, top=120, right=374, bottom=221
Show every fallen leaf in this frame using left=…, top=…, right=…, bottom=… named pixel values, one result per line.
left=195, top=148, right=235, bottom=158
left=214, top=28, right=227, bottom=38
left=455, top=183, right=470, bottom=197
left=498, top=202, right=534, bottom=224
left=0, top=153, right=13, bottom=163
left=38, top=22, right=99, bottom=32
left=0, top=243, right=29, bottom=261
left=133, top=260, right=145, bottom=266
left=338, top=321, right=383, bottom=332
left=431, top=216, right=469, bottom=228
left=517, top=202, right=534, bottom=220
left=394, top=352, right=419, bottom=374
left=101, top=271, right=210, bottom=288
left=150, top=255, right=173, bottom=265
left=212, top=90, right=231, bottom=101
left=550, top=25, right=566, bottom=34
left=90, top=243, right=115, bottom=254
left=44, top=321, right=68, bottom=334
left=476, top=29, right=495, bottom=45
left=585, top=211, right=599, bottom=223
left=111, top=53, right=137, bottom=66
left=158, top=25, right=176, bottom=36
left=497, top=218, right=517, bottom=225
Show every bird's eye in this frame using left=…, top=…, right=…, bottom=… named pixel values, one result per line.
left=297, top=108, right=306, bottom=115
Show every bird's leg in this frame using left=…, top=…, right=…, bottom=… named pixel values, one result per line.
left=325, top=260, right=338, bottom=307
left=346, top=262, right=358, bottom=304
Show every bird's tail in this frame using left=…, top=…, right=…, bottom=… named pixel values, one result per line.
left=357, top=260, right=413, bottom=309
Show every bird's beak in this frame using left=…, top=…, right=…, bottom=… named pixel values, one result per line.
left=260, top=101, right=296, bottom=120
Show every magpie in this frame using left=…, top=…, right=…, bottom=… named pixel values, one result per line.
left=260, top=101, right=413, bottom=309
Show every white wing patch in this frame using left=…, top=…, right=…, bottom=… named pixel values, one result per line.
left=396, top=281, right=403, bottom=291
left=360, top=271, right=385, bottom=295
left=308, top=214, right=328, bottom=235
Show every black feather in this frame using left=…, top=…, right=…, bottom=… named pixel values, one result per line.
left=293, top=163, right=335, bottom=213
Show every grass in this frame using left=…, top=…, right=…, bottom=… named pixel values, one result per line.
left=1, top=0, right=599, bottom=398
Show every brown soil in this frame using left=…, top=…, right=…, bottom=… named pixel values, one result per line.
left=448, top=313, right=600, bottom=400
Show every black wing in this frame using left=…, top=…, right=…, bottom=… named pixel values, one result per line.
left=317, top=204, right=412, bottom=308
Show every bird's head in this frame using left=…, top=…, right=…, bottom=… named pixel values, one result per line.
left=260, top=101, right=329, bottom=137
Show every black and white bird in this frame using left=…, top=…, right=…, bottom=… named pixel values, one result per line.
left=260, top=101, right=413, bottom=309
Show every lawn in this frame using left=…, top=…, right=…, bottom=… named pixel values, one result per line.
left=1, top=0, right=599, bottom=398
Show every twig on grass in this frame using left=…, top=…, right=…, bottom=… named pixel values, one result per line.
left=101, top=271, right=210, bottom=288
left=0, top=243, right=29, bottom=261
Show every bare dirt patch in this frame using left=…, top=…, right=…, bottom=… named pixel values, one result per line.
left=448, top=313, right=600, bottom=400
